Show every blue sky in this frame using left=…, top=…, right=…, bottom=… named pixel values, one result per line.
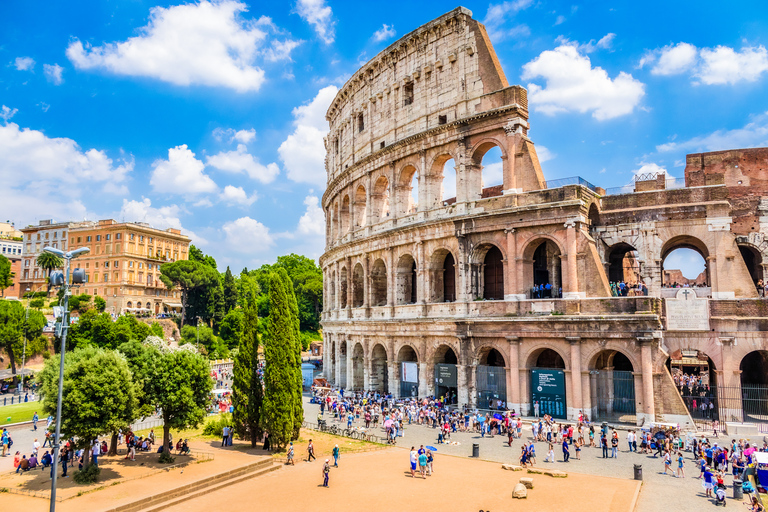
left=2, top=0, right=767, bottom=273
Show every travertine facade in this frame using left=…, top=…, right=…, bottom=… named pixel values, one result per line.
left=320, top=7, right=768, bottom=427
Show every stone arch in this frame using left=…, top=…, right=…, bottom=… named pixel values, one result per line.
left=370, top=258, right=387, bottom=306
left=340, top=266, right=348, bottom=308
left=661, top=235, right=710, bottom=287
left=352, top=262, right=364, bottom=307
left=605, top=242, right=640, bottom=287
left=340, top=194, right=351, bottom=234
left=370, top=343, right=389, bottom=393
left=371, top=175, right=390, bottom=222
left=351, top=342, right=365, bottom=390
left=522, top=236, right=563, bottom=299
left=428, top=247, right=457, bottom=302
left=397, top=165, right=418, bottom=216
left=396, top=253, right=418, bottom=305
left=354, top=185, right=367, bottom=228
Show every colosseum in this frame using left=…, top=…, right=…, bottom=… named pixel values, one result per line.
left=319, top=7, right=768, bottom=429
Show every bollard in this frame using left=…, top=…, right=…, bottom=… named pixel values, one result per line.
left=472, top=443, right=480, bottom=458
left=633, top=464, right=642, bottom=481
left=734, top=479, right=743, bottom=500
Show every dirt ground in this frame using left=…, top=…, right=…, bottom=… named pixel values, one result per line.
left=165, top=448, right=640, bottom=512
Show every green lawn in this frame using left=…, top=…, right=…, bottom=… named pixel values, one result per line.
left=0, top=400, right=44, bottom=426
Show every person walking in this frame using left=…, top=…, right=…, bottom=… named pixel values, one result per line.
left=307, top=439, right=316, bottom=462
left=322, top=459, right=330, bottom=487
left=332, top=444, right=340, bottom=467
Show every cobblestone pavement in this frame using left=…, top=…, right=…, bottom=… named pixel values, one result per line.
left=303, top=398, right=763, bottom=512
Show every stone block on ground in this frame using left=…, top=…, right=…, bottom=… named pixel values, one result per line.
left=519, top=477, right=534, bottom=488
left=502, top=464, right=523, bottom=471
left=512, top=483, right=528, bottom=499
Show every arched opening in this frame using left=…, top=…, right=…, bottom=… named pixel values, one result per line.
left=396, top=254, right=417, bottom=305
left=352, top=263, right=364, bottom=307
left=739, top=350, right=768, bottom=422
left=606, top=243, right=641, bottom=295
left=351, top=343, right=365, bottom=390
left=440, top=158, right=457, bottom=205
left=530, top=240, right=562, bottom=298
left=340, top=195, right=351, bottom=234
left=397, top=344, right=419, bottom=398
left=738, top=245, right=763, bottom=291
left=372, top=176, right=390, bottom=222
left=662, top=237, right=708, bottom=288
left=667, top=350, right=717, bottom=421
left=477, top=347, right=507, bottom=409
left=370, top=259, right=387, bottom=306
left=429, top=249, right=456, bottom=303
left=339, top=340, right=348, bottom=389
left=591, top=350, right=636, bottom=422
left=482, top=246, right=504, bottom=300
left=340, top=266, right=348, bottom=309
left=434, top=345, right=458, bottom=404
left=354, top=185, right=367, bottom=228
left=530, top=348, right=567, bottom=419
left=370, top=344, right=389, bottom=393
left=398, top=166, right=418, bottom=216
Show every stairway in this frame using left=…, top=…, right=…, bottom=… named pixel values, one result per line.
left=653, top=366, right=696, bottom=429
left=109, top=458, right=280, bottom=512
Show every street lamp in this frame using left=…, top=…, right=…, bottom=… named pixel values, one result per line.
left=44, top=245, right=89, bottom=512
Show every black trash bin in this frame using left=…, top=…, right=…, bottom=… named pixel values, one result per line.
left=633, top=464, right=642, bottom=481
left=734, top=479, right=743, bottom=500
left=472, top=443, right=480, bottom=458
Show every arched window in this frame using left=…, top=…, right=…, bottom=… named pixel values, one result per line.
left=483, top=246, right=504, bottom=300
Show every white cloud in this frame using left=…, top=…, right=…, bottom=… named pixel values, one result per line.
left=483, top=0, right=533, bottom=42
left=222, top=216, right=274, bottom=252
left=1, top=106, right=18, bottom=122
left=698, top=45, right=768, bottom=85
left=14, top=57, right=35, bottom=71
left=295, top=0, right=335, bottom=44
left=536, top=145, right=556, bottom=162
left=150, top=144, right=217, bottom=195
left=651, top=42, right=698, bottom=76
left=220, top=185, right=257, bottom=206
left=43, top=63, right=64, bottom=85
left=297, top=195, right=324, bottom=235
left=656, top=112, right=768, bottom=153
left=522, top=44, right=645, bottom=120
left=65, top=1, right=300, bottom=92
left=207, top=144, right=279, bottom=183
left=372, top=24, right=396, bottom=43
left=278, top=85, right=337, bottom=186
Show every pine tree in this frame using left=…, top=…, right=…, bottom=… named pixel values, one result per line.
left=222, top=266, right=238, bottom=313
left=279, top=269, right=304, bottom=440
left=261, top=269, right=296, bottom=450
left=232, top=291, right=263, bottom=447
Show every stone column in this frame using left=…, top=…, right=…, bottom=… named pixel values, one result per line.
left=506, top=336, right=521, bottom=412
left=567, top=337, right=583, bottom=420
left=563, top=219, right=582, bottom=299
left=639, top=336, right=656, bottom=423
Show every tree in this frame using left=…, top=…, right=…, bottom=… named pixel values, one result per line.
left=38, top=347, right=139, bottom=470
left=232, top=292, right=263, bottom=446
left=36, top=252, right=63, bottom=293
left=222, top=267, right=238, bottom=313
left=159, top=260, right=220, bottom=326
left=0, top=254, right=14, bottom=297
left=261, top=269, right=301, bottom=450
left=0, top=300, right=46, bottom=380
left=218, top=309, right=244, bottom=349
left=279, top=269, right=304, bottom=440
left=146, top=350, right=213, bottom=462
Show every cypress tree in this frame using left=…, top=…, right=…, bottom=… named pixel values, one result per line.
left=232, top=291, right=263, bottom=447
left=279, top=269, right=304, bottom=440
left=261, top=269, right=295, bottom=450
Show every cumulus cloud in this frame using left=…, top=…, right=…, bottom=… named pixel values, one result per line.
left=278, top=85, right=338, bottom=186
left=657, top=112, right=768, bottom=153
left=372, top=24, right=396, bottom=42
left=66, top=1, right=298, bottom=92
left=482, top=0, right=533, bottom=42
left=43, top=64, right=64, bottom=85
left=220, top=185, right=257, bottom=206
left=206, top=144, right=279, bottom=183
left=297, top=195, right=324, bottom=235
left=150, top=144, right=217, bottom=195
left=222, top=216, right=274, bottom=252
left=650, top=42, right=698, bottom=75
left=295, top=0, right=335, bottom=44
left=642, top=42, right=768, bottom=85
left=522, top=44, right=645, bottom=120
left=14, top=57, right=35, bottom=71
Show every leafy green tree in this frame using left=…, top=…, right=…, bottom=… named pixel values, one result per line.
left=218, top=309, right=244, bottom=349
left=0, top=300, right=46, bottom=380
left=94, top=295, right=106, bottom=312
left=36, top=252, right=63, bottom=293
left=222, top=267, right=238, bottom=313
left=262, top=269, right=301, bottom=450
left=0, top=254, right=14, bottom=297
left=232, top=292, right=263, bottom=446
left=38, top=347, right=139, bottom=470
left=146, top=350, right=213, bottom=461
left=279, top=269, right=304, bottom=440
left=159, top=260, right=220, bottom=326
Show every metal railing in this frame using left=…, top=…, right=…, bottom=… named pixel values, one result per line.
left=544, top=176, right=598, bottom=192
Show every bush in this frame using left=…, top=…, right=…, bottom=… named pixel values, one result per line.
left=202, top=413, right=234, bottom=437
left=73, top=463, right=101, bottom=484
left=29, top=299, right=45, bottom=309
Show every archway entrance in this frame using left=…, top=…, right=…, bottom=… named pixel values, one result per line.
left=370, top=344, right=389, bottom=394
left=592, top=350, right=636, bottom=422
left=434, top=345, right=458, bottom=405
left=351, top=343, right=364, bottom=390
left=397, top=345, right=419, bottom=398
left=531, top=240, right=562, bottom=298
left=667, top=350, right=717, bottom=421
left=739, top=350, right=768, bottom=422
left=530, top=348, right=566, bottom=419
left=477, top=347, right=507, bottom=409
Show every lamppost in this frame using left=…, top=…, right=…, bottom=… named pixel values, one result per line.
left=43, top=246, right=89, bottom=512
left=20, top=286, right=31, bottom=394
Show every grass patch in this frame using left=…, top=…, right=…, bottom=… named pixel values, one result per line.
left=0, top=400, right=44, bottom=426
